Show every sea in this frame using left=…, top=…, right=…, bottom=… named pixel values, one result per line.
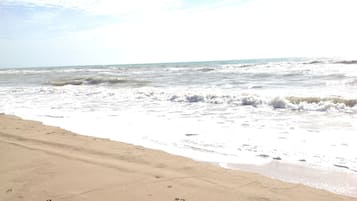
left=1, top=58, right=357, bottom=196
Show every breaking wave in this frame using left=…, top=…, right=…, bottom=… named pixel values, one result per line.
left=286, top=97, right=357, bottom=107
left=168, top=93, right=357, bottom=112
left=347, top=79, right=357, bottom=86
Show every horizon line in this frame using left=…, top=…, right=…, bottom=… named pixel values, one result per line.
left=0, top=57, right=310, bottom=69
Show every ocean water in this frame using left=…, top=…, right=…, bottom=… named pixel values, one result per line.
left=1, top=58, right=357, bottom=196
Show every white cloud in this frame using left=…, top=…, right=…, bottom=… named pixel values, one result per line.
left=3, top=0, right=182, bottom=16
left=80, top=0, right=357, bottom=62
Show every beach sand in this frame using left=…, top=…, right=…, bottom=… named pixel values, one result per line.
left=0, top=114, right=356, bottom=201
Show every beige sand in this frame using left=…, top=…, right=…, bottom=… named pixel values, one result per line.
left=0, top=114, right=356, bottom=201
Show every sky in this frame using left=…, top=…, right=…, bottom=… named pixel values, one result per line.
left=1, top=0, right=357, bottom=67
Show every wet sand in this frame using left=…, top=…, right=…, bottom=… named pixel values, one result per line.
left=1, top=114, right=356, bottom=201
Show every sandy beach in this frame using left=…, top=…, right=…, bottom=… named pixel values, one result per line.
left=0, top=114, right=356, bottom=201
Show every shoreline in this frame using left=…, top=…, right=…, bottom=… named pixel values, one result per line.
left=1, top=114, right=356, bottom=201
left=224, top=161, right=357, bottom=198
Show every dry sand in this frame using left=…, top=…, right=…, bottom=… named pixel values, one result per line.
left=0, top=114, right=356, bottom=201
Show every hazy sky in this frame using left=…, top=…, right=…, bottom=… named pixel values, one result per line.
left=1, top=0, right=357, bottom=67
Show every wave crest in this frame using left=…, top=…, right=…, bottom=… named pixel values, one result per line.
left=287, top=97, right=357, bottom=107
left=167, top=93, right=357, bottom=112
left=333, top=60, right=357, bottom=64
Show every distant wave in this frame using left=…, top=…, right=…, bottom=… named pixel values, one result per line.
left=197, top=68, right=215, bottom=72
left=304, top=60, right=324, bottom=64
left=333, top=60, right=357, bottom=64
left=302, top=59, right=357, bottom=65
left=48, top=77, right=149, bottom=87
left=0, top=69, right=52, bottom=75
